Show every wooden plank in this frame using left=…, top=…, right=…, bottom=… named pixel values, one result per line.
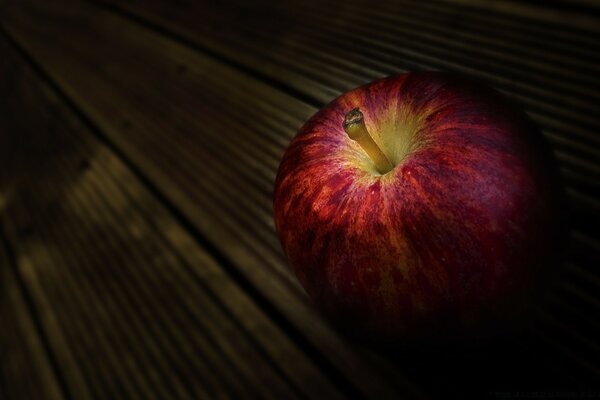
left=0, top=59, right=189, bottom=398
left=296, top=11, right=600, bottom=122
left=0, top=37, right=94, bottom=400
left=0, top=2, right=421, bottom=398
left=4, top=0, right=598, bottom=395
left=100, top=0, right=600, bottom=189
left=0, top=26, right=354, bottom=399
left=438, top=0, right=600, bottom=34
left=29, top=156, right=292, bottom=399
left=107, top=0, right=600, bottom=235
left=360, top=2, right=600, bottom=66
left=0, top=226, right=65, bottom=400
left=96, top=151, right=346, bottom=400
left=79, top=155, right=308, bottom=399
left=88, top=2, right=600, bottom=228
left=3, top=83, right=326, bottom=398
left=2, top=223, right=95, bottom=400
left=343, top=7, right=600, bottom=87
left=31, top=148, right=228, bottom=399
left=91, top=0, right=600, bottom=385
left=100, top=0, right=600, bottom=120
left=96, top=0, right=600, bottom=238
left=0, top=47, right=196, bottom=400
left=9, top=201, right=160, bottom=399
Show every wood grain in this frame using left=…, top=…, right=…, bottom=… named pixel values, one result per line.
left=88, top=0, right=600, bottom=380
left=0, top=23, right=357, bottom=399
left=0, top=1, right=425, bottom=398
left=0, top=227, right=65, bottom=400
left=99, top=0, right=600, bottom=237
left=0, top=0, right=598, bottom=397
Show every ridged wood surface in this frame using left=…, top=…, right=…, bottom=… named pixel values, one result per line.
left=0, top=0, right=598, bottom=398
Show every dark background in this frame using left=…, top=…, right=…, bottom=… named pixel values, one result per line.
left=0, top=0, right=599, bottom=398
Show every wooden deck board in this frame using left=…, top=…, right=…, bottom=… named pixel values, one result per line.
left=0, top=226, right=64, bottom=400
left=97, top=0, right=600, bottom=303
left=0, top=0, right=598, bottom=398
left=90, top=0, right=600, bottom=376
left=100, top=0, right=600, bottom=128
left=0, top=37, right=96, bottom=400
left=0, top=18, right=362, bottom=398
left=99, top=0, right=600, bottom=237
left=0, top=2, right=422, bottom=398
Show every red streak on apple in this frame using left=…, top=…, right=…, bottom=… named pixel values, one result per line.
left=273, top=72, right=564, bottom=343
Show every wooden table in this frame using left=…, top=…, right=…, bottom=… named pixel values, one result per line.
left=0, top=0, right=598, bottom=398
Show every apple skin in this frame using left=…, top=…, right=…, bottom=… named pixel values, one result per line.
left=273, top=72, right=564, bottom=344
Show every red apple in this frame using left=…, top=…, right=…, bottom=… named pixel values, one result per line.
left=273, top=72, right=564, bottom=344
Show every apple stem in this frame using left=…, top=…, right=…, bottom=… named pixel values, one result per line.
left=343, top=108, right=393, bottom=174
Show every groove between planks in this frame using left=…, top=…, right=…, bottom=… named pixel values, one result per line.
left=0, top=227, right=65, bottom=400
left=0, top=4, right=410, bottom=397
left=99, top=0, right=600, bottom=195
left=4, top=0, right=600, bottom=394
left=94, top=1, right=600, bottom=233
left=0, top=32, right=350, bottom=399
